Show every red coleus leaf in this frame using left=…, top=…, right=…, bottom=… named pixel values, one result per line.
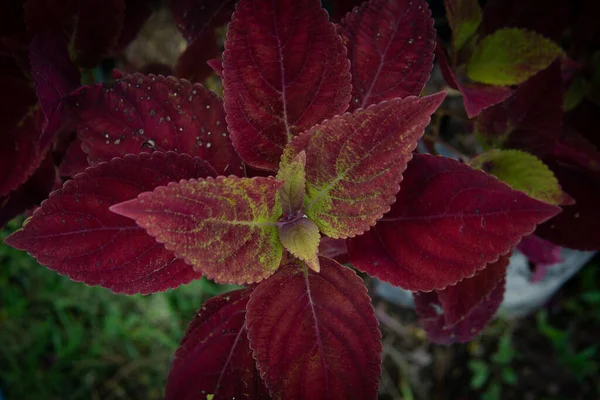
left=347, top=154, right=561, bottom=291
left=339, top=0, right=435, bottom=111
left=70, top=72, right=242, bottom=175
left=282, top=93, right=445, bottom=239
left=111, top=176, right=284, bottom=285
left=414, top=255, right=509, bottom=344
left=517, top=234, right=562, bottom=267
left=30, top=32, right=81, bottom=149
left=165, top=289, right=270, bottom=400
left=222, top=0, right=352, bottom=170
left=71, top=0, right=126, bottom=68
left=475, top=60, right=562, bottom=157
left=58, top=137, right=89, bottom=177
left=5, top=152, right=214, bottom=294
left=246, top=257, right=381, bottom=400
left=0, top=111, right=49, bottom=198
left=435, top=43, right=512, bottom=118
left=175, top=32, right=220, bottom=83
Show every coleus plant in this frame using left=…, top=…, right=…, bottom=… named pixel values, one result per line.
left=4, top=0, right=568, bottom=398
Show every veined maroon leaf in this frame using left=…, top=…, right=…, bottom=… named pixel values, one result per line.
left=435, top=43, right=512, bottom=118
left=58, top=137, right=89, bottom=177
left=71, top=0, right=125, bottom=67
left=0, top=152, right=58, bottom=228
left=339, top=0, right=435, bottom=111
left=5, top=152, right=215, bottom=294
left=70, top=72, right=242, bottom=175
left=30, top=32, right=81, bottom=149
left=347, top=154, right=561, bottom=291
left=165, top=289, right=270, bottom=400
left=0, top=111, right=49, bottom=198
left=175, top=31, right=220, bottom=83
left=170, top=0, right=236, bottom=41
left=282, top=93, right=445, bottom=239
left=246, top=257, right=381, bottom=400
left=517, top=234, right=562, bottom=267
left=207, top=58, right=224, bottom=77
left=414, top=255, right=509, bottom=344
left=475, top=61, right=562, bottom=157
left=222, top=0, right=352, bottom=170
left=318, top=237, right=349, bottom=264
left=111, top=176, right=284, bottom=285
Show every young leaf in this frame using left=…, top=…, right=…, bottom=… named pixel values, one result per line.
left=111, top=176, right=284, bottom=285
left=339, top=0, right=435, bottom=111
left=444, top=0, right=482, bottom=52
left=467, top=28, right=563, bottom=86
left=470, top=149, right=572, bottom=205
left=414, top=255, right=508, bottom=344
left=435, top=43, right=512, bottom=118
left=346, top=154, right=561, bottom=291
left=30, top=32, right=81, bottom=149
left=165, top=289, right=270, bottom=400
left=5, top=152, right=214, bottom=294
left=222, top=0, right=352, bottom=170
left=246, top=257, right=381, bottom=400
left=279, top=218, right=321, bottom=272
left=282, top=93, right=445, bottom=239
left=475, top=61, right=563, bottom=157
left=70, top=72, right=243, bottom=175
left=276, top=151, right=307, bottom=216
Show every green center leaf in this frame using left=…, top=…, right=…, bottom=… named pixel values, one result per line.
left=277, top=150, right=307, bottom=216
left=278, top=217, right=321, bottom=272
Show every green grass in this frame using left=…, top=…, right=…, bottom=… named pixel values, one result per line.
left=0, top=219, right=235, bottom=400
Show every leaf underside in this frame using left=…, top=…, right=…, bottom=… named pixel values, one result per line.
left=283, top=93, right=445, bottom=239
left=222, top=0, right=352, bottom=170
left=347, top=154, right=561, bottom=292
left=111, top=176, right=284, bottom=285
left=5, top=152, right=214, bottom=294
left=246, top=257, right=381, bottom=400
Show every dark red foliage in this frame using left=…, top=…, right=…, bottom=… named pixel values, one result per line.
left=165, top=289, right=270, bottom=400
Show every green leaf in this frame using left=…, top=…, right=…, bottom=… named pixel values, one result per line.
left=563, top=76, right=590, bottom=111
left=502, top=367, right=518, bottom=385
left=470, top=149, right=572, bottom=205
left=467, top=28, right=563, bottom=86
left=492, top=333, right=515, bottom=365
left=277, top=150, right=307, bottom=216
left=278, top=217, right=321, bottom=272
left=444, top=0, right=482, bottom=52
left=468, top=359, right=490, bottom=390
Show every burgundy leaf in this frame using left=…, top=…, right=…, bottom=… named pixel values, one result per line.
left=318, top=237, right=349, bottom=264
left=339, top=0, right=435, bottom=111
left=30, top=32, right=81, bottom=149
left=223, top=0, right=352, bottom=170
left=0, top=111, right=49, bottom=198
left=71, top=0, right=125, bottom=67
left=170, top=0, right=236, bottom=41
left=517, top=234, right=562, bottom=266
left=475, top=60, right=562, bottom=157
left=414, top=255, right=509, bottom=344
left=113, top=0, right=154, bottom=52
left=347, top=154, right=561, bottom=291
left=246, top=257, right=381, bottom=400
left=58, top=137, right=89, bottom=177
left=111, top=176, right=284, bottom=285
left=0, top=152, right=58, bottom=228
left=435, top=43, right=512, bottom=118
left=207, top=58, right=223, bottom=77
left=175, top=31, right=220, bottom=83
left=70, top=72, right=242, bottom=175
left=5, top=152, right=215, bottom=294
left=165, top=289, right=270, bottom=400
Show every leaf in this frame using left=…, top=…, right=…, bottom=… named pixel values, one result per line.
left=0, top=50, right=38, bottom=131
left=414, top=255, right=509, bottom=344
left=30, top=32, right=81, bottom=149
left=111, top=176, right=284, bottom=285
left=318, top=237, right=349, bottom=264
left=466, top=28, right=564, bottom=86
left=222, top=0, right=352, bottom=170
left=0, top=111, right=49, bottom=198
left=246, top=257, right=381, bottom=400
left=475, top=61, right=563, bottom=157
left=58, top=137, right=89, bottom=177
left=276, top=151, right=307, bottom=216
left=346, top=154, right=561, bottom=291
left=435, top=43, right=512, bottom=118
left=175, top=32, right=220, bottom=83
left=328, top=0, right=365, bottom=22
left=113, top=0, right=154, bottom=52
left=444, top=0, right=482, bottom=52
left=339, top=0, right=435, bottom=111
left=165, top=289, right=270, bottom=400
left=470, top=149, right=572, bottom=205
left=71, top=0, right=126, bottom=67
left=282, top=93, right=445, bottom=239
left=279, top=218, right=321, bottom=272
left=5, top=152, right=214, bottom=294
left=69, top=72, right=242, bottom=175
